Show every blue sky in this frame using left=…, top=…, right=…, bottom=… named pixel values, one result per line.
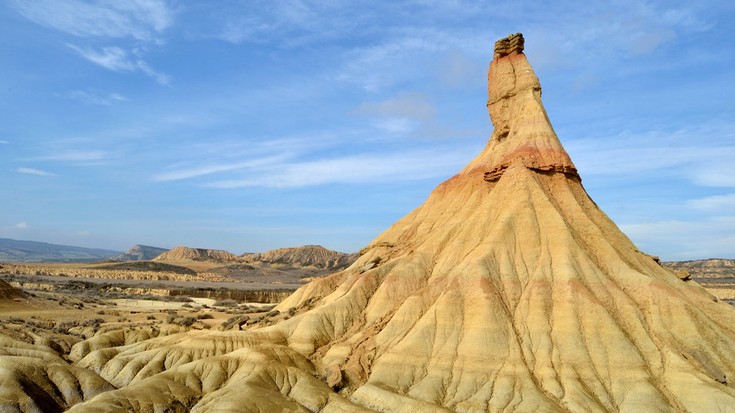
left=1, top=1, right=734, bottom=260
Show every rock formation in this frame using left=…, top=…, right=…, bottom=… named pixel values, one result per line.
left=153, top=246, right=239, bottom=263
left=242, top=245, right=356, bottom=270
left=0, top=278, right=24, bottom=301
left=664, top=258, right=735, bottom=278
left=111, top=244, right=169, bottom=261
left=4, top=33, right=735, bottom=412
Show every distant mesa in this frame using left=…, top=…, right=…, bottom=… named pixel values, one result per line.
left=153, top=245, right=239, bottom=263
left=111, top=244, right=169, bottom=262
left=242, top=245, right=356, bottom=270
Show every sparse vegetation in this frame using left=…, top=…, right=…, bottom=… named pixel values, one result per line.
left=213, top=299, right=238, bottom=307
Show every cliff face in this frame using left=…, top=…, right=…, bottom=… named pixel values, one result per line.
left=6, top=33, right=735, bottom=413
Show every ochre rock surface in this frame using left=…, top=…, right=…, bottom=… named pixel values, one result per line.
left=5, top=33, right=735, bottom=412
left=153, top=246, right=239, bottom=263
left=242, top=245, right=356, bottom=270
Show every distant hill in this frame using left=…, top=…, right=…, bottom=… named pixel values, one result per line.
left=0, top=278, right=25, bottom=301
left=111, top=244, right=169, bottom=261
left=0, top=237, right=121, bottom=262
left=153, top=246, right=239, bottom=263
left=242, top=245, right=357, bottom=270
left=663, top=258, right=735, bottom=279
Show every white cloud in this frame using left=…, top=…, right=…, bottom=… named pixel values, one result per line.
left=206, top=147, right=475, bottom=189
left=621, top=217, right=735, bottom=260
left=13, top=222, right=28, bottom=229
left=16, top=167, right=55, bottom=177
left=135, top=60, right=171, bottom=86
left=11, top=1, right=174, bottom=85
left=688, top=193, right=735, bottom=212
left=153, top=154, right=292, bottom=182
left=67, top=45, right=135, bottom=71
left=30, top=150, right=109, bottom=162
left=372, top=118, right=419, bottom=135
left=216, top=0, right=329, bottom=44
left=691, top=162, right=735, bottom=188
left=566, top=121, right=735, bottom=182
left=9, top=0, right=174, bottom=41
left=66, top=90, right=128, bottom=106
left=67, top=45, right=170, bottom=85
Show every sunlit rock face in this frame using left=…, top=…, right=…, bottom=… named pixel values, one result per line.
left=5, top=33, right=735, bottom=413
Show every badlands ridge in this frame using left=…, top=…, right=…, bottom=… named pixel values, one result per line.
left=2, top=33, right=735, bottom=412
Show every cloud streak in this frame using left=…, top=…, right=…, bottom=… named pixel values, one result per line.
left=153, top=154, right=293, bottom=182
left=10, top=1, right=174, bottom=85
left=688, top=193, right=735, bottom=212
left=205, top=148, right=475, bottom=189
left=28, top=150, right=109, bottom=163
left=16, top=167, right=55, bottom=177
left=8, top=0, right=174, bottom=41
left=65, top=90, right=127, bottom=106
left=67, top=45, right=170, bottom=85
left=621, top=216, right=735, bottom=260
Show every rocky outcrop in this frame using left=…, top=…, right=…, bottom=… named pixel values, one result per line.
left=493, top=32, right=524, bottom=57
left=0, top=278, right=24, bottom=301
left=481, top=33, right=578, bottom=182
left=242, top=245, right=356, bottom=270
left=111, top=245, right=169, bottom=261
left=153, top=246, right=239, bottom=263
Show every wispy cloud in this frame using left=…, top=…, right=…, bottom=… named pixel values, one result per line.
left=67, top=45, right=135, bottom=71
left=0, top=140, right=8, bottom=144
left=11, top=0, right=174, bottom=85
left=65, top=90, right=127, bottom=106
left=216, top=0, right=331, bottom=45
left=8, top=0, right=174, bottom=41
left=67, top=45, right=170, bottom=85
left=16, top=167, right=55, bottom=177
left=153, top=154, right=292, bottom=182
left=621, top=216, right=735, bottom=260
left=566, top=121, right=735, bottom=184
left=13, top=222, right=28, bottom=230
left=205, top=147, right=474, bottom=189
left=29, top=150, right=109, bottom=163
left=688, top=193, right=735, bottom=212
